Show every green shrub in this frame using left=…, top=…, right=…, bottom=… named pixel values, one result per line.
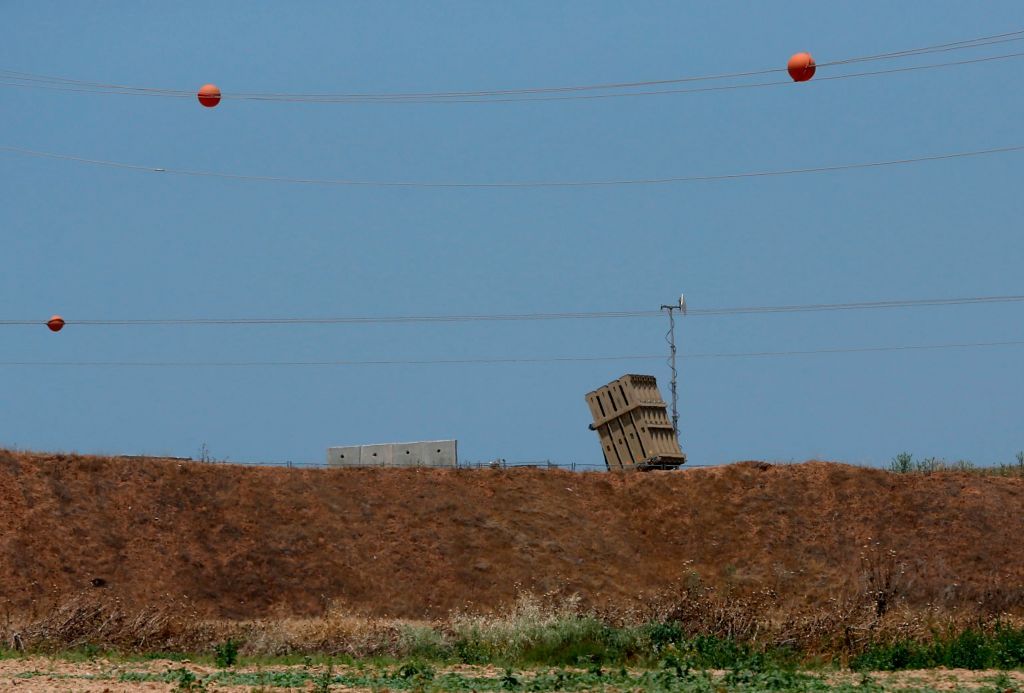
left=213, top=639, right=238, bottom=668
left=889, top=452, right=913, bottom=473
left=943, top=629, right=991, bottom=669
left=172, top=667, right=204, bottom=691
left=451, top=627, right=489, bottom=664
left=644, top=621, right=684, bottom=651
left=397, top=624, right=449, bottom=661
left=688, top=634, right=757, bottom=669
left=499, top=667, right=519, bottom=689
left=852, top=627, right=1024, bottom=671
left=514, top=617, right=619, bottom=665
left=993, top=624, right=1024, bottom=669
left=392, top=659, right=435, bottom=691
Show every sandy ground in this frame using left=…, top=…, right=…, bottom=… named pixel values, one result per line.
left=1, top=657, right=1023, bottom=691
left=826, top=668, right=1024, bottom=690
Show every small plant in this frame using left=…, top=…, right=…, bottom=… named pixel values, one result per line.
left=645, top=621, right=683, bottom=652
left=660, top=652, right=690, bottom=678
left=500, top=667, right=519, bottom=689
left=312, top=659, right=333, bottom=693
left=861, top=543, right=904, bottom=617
left=214, top=638, right=239, bottom=668
left=1017, top=451, right=1024, bottom=469
left=172, top=667, right=204, bottom=692
left=990, top=671, right=1017, bottom=692
left=393, top=659, right=434, bottom=691
left=890, top=452, right=913, bottom=473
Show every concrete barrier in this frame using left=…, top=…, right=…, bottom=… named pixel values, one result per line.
left=327, top=440, right=457, bottom=468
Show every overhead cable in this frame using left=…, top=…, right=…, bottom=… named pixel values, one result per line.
left=2, top=294, right=1022, bottom=327
left=1, top=339, right=1022, bottom=368
left=2, top=142, right=1020, bottom=189
left=687, top=294, right=1024, bottom=316
left=0, top=29, right=1020, bottom=103
left=2, top=52, right=1022, bottom=104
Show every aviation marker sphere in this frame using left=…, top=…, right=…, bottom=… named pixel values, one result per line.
left=47, top=315, right=65, bottom=332
left=787, top=52, right=816, bottom=82
left=197, top=84, right=221, bottom=107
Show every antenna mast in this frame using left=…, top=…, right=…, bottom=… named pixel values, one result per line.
left=660, top=294, right=686, bottom=440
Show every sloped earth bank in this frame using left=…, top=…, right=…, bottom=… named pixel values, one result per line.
left=0, top=450, right=1022, bottom=620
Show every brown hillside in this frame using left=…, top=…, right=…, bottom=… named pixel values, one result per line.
left=0, top=450, right=1021, bottom=620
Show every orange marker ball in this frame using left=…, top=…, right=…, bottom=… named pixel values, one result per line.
left=787, top=52, right=816, bottom=82
left=47, top=315, right=65, bottom=332
left=197, top=83, right=221, bottom=107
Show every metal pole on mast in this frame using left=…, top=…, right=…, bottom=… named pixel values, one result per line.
left=660, top=294, right=686, bottom=441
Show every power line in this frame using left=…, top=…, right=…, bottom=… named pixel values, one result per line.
left=2, top=294, right=1022, bottom=327
left=522, top=52, right=1024, bottom=106
left=0, top=29, right=1020, bottom=103
left=2, top=142, right=1021, bottom=189
left=1, top=339, right=1022, bottom=368
left=687, top=294, right=1024, bottom=316
left=0, top=310, right=660, bottom=326
left=3, top=52, right=1022, bottom=104
left=686, top=339, right=1024, bottom=359
left=0, top=355, right=663, bottom=367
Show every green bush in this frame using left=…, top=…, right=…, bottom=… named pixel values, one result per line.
left=451, top=628, right=490, bottom=664
left=514, top=617, right=619, bottom=665
left=992, top=623, right=1024, bottom=668
left=397, top=624, right=449, bottom=661
left=444, top=614, right=808, bottom=670
left=889, top=452, right=913, bottom=473
left=213, top=639, right=238, bottom=668
left=643, top=621, right=684, bottom=651
left=172, top=667, right=204, bottom=691
left=851, top=627, right=1024, bottom=671
left=943, top=629, right=991, bottom=669
left=394, top=659, right=435, bottom=680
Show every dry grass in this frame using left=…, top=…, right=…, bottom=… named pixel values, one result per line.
left=4, top=584, right=1022, bottom=664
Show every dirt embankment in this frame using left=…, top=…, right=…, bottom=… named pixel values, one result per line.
left=0, top=450, right=1021, bottom=619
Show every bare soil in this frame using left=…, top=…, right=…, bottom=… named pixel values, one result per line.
left=1, top=450, right=1022, bottom=620
left=0, top=658, right=1021, bottom=692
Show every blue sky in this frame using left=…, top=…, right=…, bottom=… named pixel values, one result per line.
left=1, top=2, right=1022, bottom=467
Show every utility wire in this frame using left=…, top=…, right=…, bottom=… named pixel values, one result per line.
left=0, top=29, right=1020, bottom=103
left=1, top=339, right=1022, bottom=368
left=0, top=355, right=664, bottom=367
left=685, top=339, right=1024, bottom=359
left=2, top=142, right=1021, bottom=189
left=2, top=294, right=1022, bottom=327
left=0, top=310, right=661, bottom=326
left=2, top=51, right=1022, bottom=104
left=687, top=294, right=1024, bottom=316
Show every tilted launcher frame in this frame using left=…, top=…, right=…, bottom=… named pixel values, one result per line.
left=585, top=374, right=686, bottom=471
